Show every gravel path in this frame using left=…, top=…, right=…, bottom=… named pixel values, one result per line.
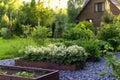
left=59, top=57, right=116, bottom=80
left=0, top=53, right=119, bottom=80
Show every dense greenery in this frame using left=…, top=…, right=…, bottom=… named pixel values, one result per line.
left=22, top=44, right=88, bottom=65
left=67, top=0, right=84, bottom=23
left=32, top=26, right=51, bottom=46
left=1, top=2, right=120, bottom=79
left=63, top=39, right=101, bottom=60
left=106, top=53, right=120, bottom=79
left=98, top=15, right=120, bottom=51
left=63, top=21, right=94, bottom=40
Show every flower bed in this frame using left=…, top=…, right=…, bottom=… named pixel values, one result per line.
left=18, top=44, right=88, bottom=71
left=0, top=65, right=59, bottom=80
left=15, top=59, right=85, bottom=71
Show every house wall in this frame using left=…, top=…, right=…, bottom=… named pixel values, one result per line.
left=78, top=0, right=120, bottom=27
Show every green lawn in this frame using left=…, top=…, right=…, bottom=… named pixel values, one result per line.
left=0, top=37, right=37, bottom=60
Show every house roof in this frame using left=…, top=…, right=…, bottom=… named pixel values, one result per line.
left=76, top=0, right=91, bottom=20
left=81, top=0, right=90, bottom=9
left=76, top=0, right=120, bottom=20
left=81, top=0, right=120, bottom=10
left=110, top=0, right=120, bottom=10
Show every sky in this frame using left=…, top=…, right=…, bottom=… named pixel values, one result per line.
left=22, top=0, right=68, bottom=9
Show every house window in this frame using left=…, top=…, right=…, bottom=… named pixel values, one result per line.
left=95, top=3, right=105, bottom=12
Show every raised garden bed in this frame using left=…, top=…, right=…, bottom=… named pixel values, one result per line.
left=15, top=59, right=85, bottom=71
left=0, top=65, right=59, bottom=80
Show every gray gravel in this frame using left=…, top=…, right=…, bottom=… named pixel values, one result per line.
left=0, top=59, right=15, bottom=66
left=0, top=54, right=119, bottom=80
left=59, top=57, right=116, bottom=80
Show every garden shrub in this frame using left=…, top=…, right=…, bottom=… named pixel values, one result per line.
left=106, top=53, right=120, bottom=79
left=63, top=23, right=94, bottom=40
left=97, top=24, right=120, bottom=51
left=21, top=44, right=88, bottom=65
left=32, top=26, right=51, bottom=46
left=95, top=40, right=113, bottom=51
left=76, top=21, right=95, bottom=32
left=13, top=19, right=23, bottom=36
left=63, top=39, right=101, bottom=60
left=0, top=14, right=9, bottom=28
left=0, top=28, right=11, bottom=39
left=63, top=40, right=76, bottom=47
left=117, top=45, right=120, bottom=51
left=79, top=39, right=100, bottom=59
left=101, top=12, right=114, bottom=25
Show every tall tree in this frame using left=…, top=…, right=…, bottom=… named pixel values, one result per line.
left=31, top=0, right=36, bottom=7
left=7, top=0, right=22, bottom=35
left=67, top=0, right=84, bottom=23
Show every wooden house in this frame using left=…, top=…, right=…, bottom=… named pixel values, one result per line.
left=77, top=0, right=120, bottom=27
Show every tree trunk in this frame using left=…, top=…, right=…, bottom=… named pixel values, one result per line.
left=10, top=12, right=13, bottom=36
left=38, top=18, right=40, bottom=27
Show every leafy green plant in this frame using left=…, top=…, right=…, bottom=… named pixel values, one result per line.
left=0, top=67, right=8, bottom=75
left=0, top=28, right=11, bottom=39
left=74, top=39, right=101, bottom=60
left=0, top=14, right=9, bottom=28
left=106, top=53, right=120, bottom=79
left=0, top=71, right=7, bottom=75
left=76, top=21, right=95, bottom=32
left=32, top=26, right=51, bottom=46
left=13, top=71, right=35, bottom=78
left=63, top=40, right=76, bottom=47
left=97, top=24, right=120, bottom=51
left=21, top=44, right=88, bottom=65
left=63, top=21, right=94, bottom=40
left=101, top=11, right=114, bottom=25
left=99, top=71, right=107, bottom=76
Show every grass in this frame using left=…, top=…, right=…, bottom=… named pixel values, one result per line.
left=0, top=37, right=37, bottom=60
left=0, top=37, right=63, bottom=60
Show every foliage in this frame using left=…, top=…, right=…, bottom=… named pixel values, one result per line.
left=99, top=71, right=107, bottom=76
left=94, top=40, right=114, bottom=55
left=0, top=68, right=7, bottom=75
left=76, top=21, right=95, bottom=32
left=63, top=39, right=101, bottom=59
left=63, top=21, right=94, bottom=40
left=101, top=12, right=114, bottom=25
left=32, top=26, right=51, bottom=46
left=64, top=40, right=76, bottom=47
left=106, top=53, right=120, bottom=79
left=13, top=19, right=23, bottom=36
left=13, top=71, right=35, bottom=78
left=97, top=23, right=120, bottom=51
left=76, top=39, right=101, bottom=59
left=118, top=0, right=120, bottom=3
left=67, top=0, right=84, bottom=23
left=0, top=28, right=11, bottom=39
left=21, top=25, right=31, bottom=38
left=53, top=9, right=68, bottom=38
left=0, top=14, right=9, bottom=28
left=21, top=44, right=88, bottom=65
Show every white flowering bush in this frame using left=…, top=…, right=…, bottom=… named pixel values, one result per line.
left=21, top=44, right=88, bottom=65
left=65, top=45, right=87, bottom=65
